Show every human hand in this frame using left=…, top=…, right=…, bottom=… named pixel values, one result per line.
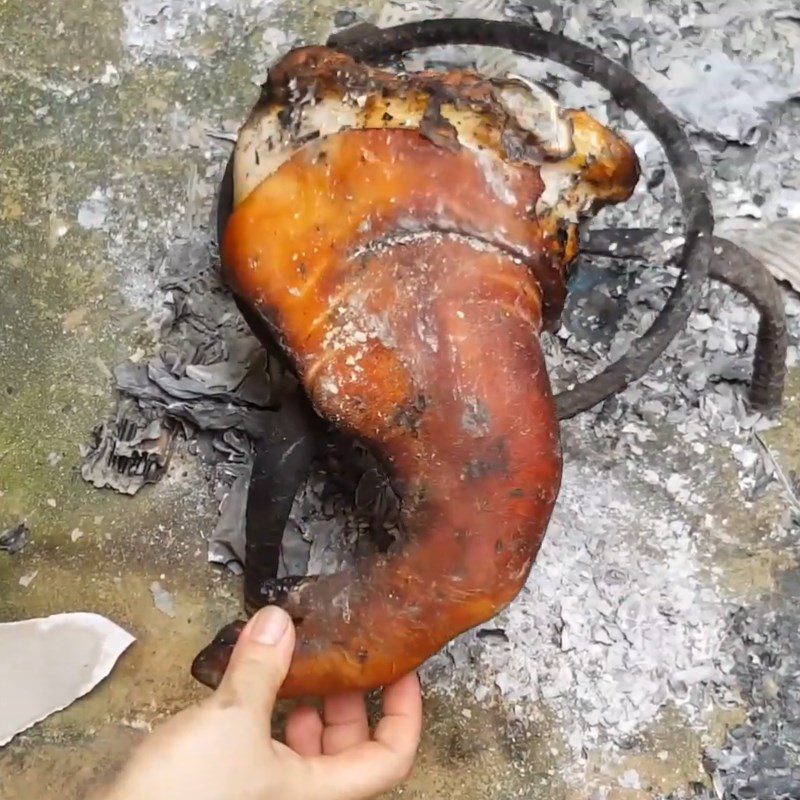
left=99, top=606, right=422, bottom=800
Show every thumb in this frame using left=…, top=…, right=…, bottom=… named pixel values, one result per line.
left=215, top=606, right=295, bottom=721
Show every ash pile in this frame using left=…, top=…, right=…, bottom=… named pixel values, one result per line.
left=83, top=0, right=800, bottom=797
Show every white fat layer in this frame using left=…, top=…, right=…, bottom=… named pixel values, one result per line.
left=234, top=99, right=360, bottom=205
left=473, top=149, right=518, bottom=206
left=233, top=75, right=575, bottom=207
left=497, top=74, right=573, bottom=157
left=538, top=162, right=583, bottom=219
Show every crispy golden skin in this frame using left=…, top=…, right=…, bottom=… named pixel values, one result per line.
left=193, top=47, right=638, bottom=698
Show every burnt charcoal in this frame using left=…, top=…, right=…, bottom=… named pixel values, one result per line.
left=0, top=522, right=29, bottom=555
left=334, top=9, right=356, bottom=27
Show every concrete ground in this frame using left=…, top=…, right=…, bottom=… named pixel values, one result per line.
left=1, top=1, right=798, bottom=799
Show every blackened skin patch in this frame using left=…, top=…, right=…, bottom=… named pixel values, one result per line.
left=463, top=437, right=509, bottom=480
left=258, top=575, right=318, bottom=605
left=419, top=94, right=461, bottom=153
left=394, top=393, right=428, bottom=433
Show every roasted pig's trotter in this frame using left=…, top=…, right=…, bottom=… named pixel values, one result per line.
left=191, top=46, right=639, bottom=697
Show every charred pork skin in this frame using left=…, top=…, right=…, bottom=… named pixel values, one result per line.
left=191, top=46, right=639, bottom=698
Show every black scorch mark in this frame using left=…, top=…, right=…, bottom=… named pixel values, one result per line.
left=463, top=437, right=509, bottom=480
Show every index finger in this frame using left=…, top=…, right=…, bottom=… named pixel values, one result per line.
left=374, top=672, right=423, bottom=757
left=305, top=672, right=423, bottom=800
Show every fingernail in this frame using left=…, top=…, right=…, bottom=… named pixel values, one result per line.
left=249, top=606, right=289, bottom=646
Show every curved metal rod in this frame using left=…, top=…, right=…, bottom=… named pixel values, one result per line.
left=584, top=229, right=787, bottom=413
left=244, top=403, right=319, bottom=614
left=327, top=19, right=715, bottom=420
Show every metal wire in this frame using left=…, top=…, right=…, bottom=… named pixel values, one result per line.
left=584, top=229, right=787, bottom=413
